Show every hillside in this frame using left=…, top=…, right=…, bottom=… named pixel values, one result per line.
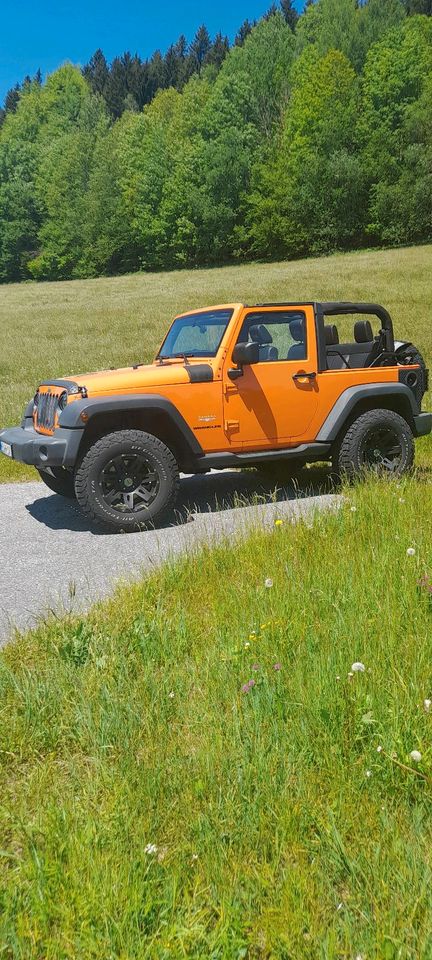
left=1, top=243, right=431, bottom=482
left=0, top=243, right=432, bottom=955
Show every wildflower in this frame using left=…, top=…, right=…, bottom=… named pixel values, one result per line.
left=377, top=745, right=383, bottom=753
left=249, top=632, right=257, bottom=640
left=264, top=578, right=273, bottom=588
left=191, top=853, right=198, bottom=862
left=398, top=497, right=405, bottom=504
left=273, top=662, right=282, bottom=671
left=336, top=675, right=340, bottom=681
left=145, top=843, right=158, bottom=855
left=365, top=770, right=372, bottom=778
left=410, top=750, right=422, bottom=762
left=274, top=519, right=283, bottom=527
left=244, top=642, right=251, bottom=649
left=424, top=699, right=432, bottom=713
left=252, top=663, right=260, bottom=671
left=241, top=679, right=256, bottom=694
left=168, top=691, right=175, bottom=699
left=347, top=672, right=354, bottom=680
left=407, top=547, right=416, bottom=557
left=351, top=662, right=366, bottom=673
left=350, top=505, right=357, bottom=513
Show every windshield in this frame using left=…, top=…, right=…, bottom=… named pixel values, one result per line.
left=158, top=309, right=233, bottom=359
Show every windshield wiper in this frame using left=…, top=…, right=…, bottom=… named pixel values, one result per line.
left=157, top=353, right=194, bottom=364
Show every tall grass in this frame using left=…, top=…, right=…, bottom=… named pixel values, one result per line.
left=1, top=477, right=432, bottom=957
left=1, top=243, right=431, bottom=481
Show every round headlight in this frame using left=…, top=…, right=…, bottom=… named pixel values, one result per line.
left=58, top=391, right=68, bottom=412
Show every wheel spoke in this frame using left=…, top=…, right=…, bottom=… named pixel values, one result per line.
left=104, top=487, right=122, bottom=505
left=100, top=452, right=160, bottom=513
left=134, top=484, right=154, bottom=504
left=361, top=426, right=403, bottom=474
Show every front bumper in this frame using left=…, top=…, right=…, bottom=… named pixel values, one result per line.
left=413, top=413, right=432, bottom=437
left=0, top=420, right=84, bottom=468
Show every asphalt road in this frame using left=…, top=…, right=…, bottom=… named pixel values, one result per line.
left=0, top=471, right=341, bottom=643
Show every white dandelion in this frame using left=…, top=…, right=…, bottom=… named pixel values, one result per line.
left=145, top=843, right=158, bottom=855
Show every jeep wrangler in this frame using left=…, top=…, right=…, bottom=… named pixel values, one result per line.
left=1, top=301, right=430, bottom=532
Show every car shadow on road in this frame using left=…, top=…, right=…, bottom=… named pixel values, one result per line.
left=25, top=466, right=337, bottom=535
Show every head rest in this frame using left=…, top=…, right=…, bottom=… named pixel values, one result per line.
left=289, top=318, right=305, bottom=343
left=354, top=320, right=373, bottom=343
left=249, top=324, right=273, bottom=345
left=324, top=324, right=339, bottom=346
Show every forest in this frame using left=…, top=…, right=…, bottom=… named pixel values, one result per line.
left=0, top=0, right=431, bottom=282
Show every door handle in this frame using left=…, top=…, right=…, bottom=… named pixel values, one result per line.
left=292, top=371, right=317, bottom=381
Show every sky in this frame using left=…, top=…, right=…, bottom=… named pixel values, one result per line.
left=0, top=0, right=304, bottom=105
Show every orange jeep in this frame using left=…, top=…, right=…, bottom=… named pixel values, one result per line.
left=1, top=301, right=430, bottom=532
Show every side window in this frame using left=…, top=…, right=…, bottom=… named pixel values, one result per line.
left=236, top=311, right=307, bottom=363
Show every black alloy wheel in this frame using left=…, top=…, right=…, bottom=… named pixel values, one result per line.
left=100, top=453, right=160, bottom=512
left=359, top=426, right=403, bottom=473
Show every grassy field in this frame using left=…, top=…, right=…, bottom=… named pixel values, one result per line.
left=1, top=245, right=432, bottom=957
left=1, top=478, right=432, bottom=957
left=1, top=243, right=431, bottom=481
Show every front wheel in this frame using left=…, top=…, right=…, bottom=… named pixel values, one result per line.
left=334, top=408, right=414, bottom=480
left=74, top=430, right=180, bottom=532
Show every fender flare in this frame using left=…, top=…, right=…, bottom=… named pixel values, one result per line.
left=316, top=383, right=418, bottom=443
left=59, top=393, right=204, bottom=458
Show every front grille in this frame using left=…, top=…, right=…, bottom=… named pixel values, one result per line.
left=35, top=391, right=59, bottom=432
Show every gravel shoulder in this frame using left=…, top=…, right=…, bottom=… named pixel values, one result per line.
left=0, top=472, right=341, bottom=643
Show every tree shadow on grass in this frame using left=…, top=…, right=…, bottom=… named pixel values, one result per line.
left=25, top=465, right=338, bottom=534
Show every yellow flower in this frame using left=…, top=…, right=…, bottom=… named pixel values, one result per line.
left=274, top=519, right=283, bottom=527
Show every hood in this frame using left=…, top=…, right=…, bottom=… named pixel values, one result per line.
left=60, top=360, right=197, bottom=396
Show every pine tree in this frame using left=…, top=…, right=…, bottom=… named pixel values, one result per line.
left=189, top=25, right=211, bottom=74
left=4, top=84, right=21, bottom=113
left=235, top=19, right=254, bottom=45
left=280, top=0, right=299, bottom=29
left=83, top=49, right=109, bottom=98
left=206, top=33, right=230, bottom=68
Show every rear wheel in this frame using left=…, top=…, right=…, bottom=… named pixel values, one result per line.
left=74, top=429, right=179, bottom=532
left=335, top=408, right=414, bottom=480
left=37, top=466, right=76, bottom=499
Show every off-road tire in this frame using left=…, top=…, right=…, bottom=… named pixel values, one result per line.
left=334, top=408, right=414, bottom=480
left=74, top=429, right=179, bottom=532
left=37, top=466, right=76, bottom=499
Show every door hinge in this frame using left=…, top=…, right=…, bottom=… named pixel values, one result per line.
left=224, top=382, right=238, bottom=396
left=224, top=419, right=240, bottom=433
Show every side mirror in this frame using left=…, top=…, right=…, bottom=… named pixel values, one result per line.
left=232, top=341, right=260, bottom=367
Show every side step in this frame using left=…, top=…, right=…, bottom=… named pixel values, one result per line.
left=195, top=442, right=331, bottom=471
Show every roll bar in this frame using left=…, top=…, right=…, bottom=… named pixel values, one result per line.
left=318, top=302, right=394, bottom=352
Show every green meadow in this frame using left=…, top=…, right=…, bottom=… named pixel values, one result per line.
left=1, top=243, right=431, bottom=480
left=0, top=245, right=432, bottom=957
